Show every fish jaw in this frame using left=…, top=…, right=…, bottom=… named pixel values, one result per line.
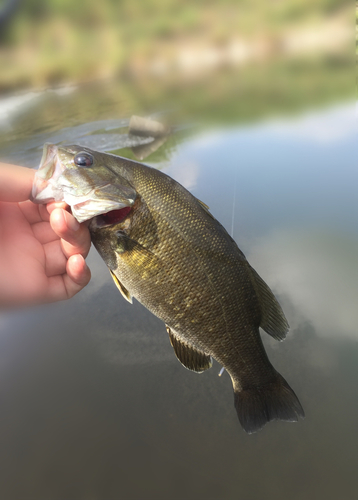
left=31, top=144, right=65, bottom=203
left=64, top=183, right=135, bottom=223
left=31, top=143, right=136, bottom=223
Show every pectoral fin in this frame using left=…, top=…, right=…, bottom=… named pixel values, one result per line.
left=115, top=233, right=159, bottom=278
left=110, top=270, right=132, bottom=304
left=166, top=326, right=212, bottom=373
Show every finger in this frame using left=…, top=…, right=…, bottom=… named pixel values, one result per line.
left=47, top=203, right=91, bottom=228
left=47, top=201, right=68, bottom=214
left=32, top=221, right=58, bottom=244
left=65, top=254, right=91, bottom=297
left=18, top=200, right=50, bottom=224
left=0, top=164, right=34, bottom=201
left=18, top=200, right=42, bottom=224
left=47, top=254, right=91, bottom=301
left=39, top=203, right=50, bottom=221
left=44, top=240, right=67, bottom=276
left=21, top=201, right=66, bottom=225
left=50, top=208, right=91, bottom=258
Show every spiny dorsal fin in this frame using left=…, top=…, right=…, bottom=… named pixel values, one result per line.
left=196, top=198, right=215, bottom=219
left=166, top=326, right=212, bottom=373
left=248, top=266, right=289, bottom=341
left=110, top=270, right=133, bottom=304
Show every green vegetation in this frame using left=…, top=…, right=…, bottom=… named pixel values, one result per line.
left=0, top=0, right=352, bottom=129
left=356, top=3, right=358, bottom=54
left=0, top=0, right=351, bottom=92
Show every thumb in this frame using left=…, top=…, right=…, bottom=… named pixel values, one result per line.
left=0, top=163, right=35, bottom=202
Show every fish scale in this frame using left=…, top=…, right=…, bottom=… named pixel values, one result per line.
left=31, top=144, right=305, bottom=434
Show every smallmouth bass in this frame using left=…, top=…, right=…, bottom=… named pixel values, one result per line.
left=32, top=143, right=304, bottom=433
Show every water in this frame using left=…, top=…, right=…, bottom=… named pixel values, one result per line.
left=0, top=88, right=357, bottom=499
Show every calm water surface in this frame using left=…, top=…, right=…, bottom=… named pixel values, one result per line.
left=0, top=90, right=357, bottom=500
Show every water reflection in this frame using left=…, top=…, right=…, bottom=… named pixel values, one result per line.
left=248, top=229, right=358, bottom=342
left=0, top=101, right=356, bottom=500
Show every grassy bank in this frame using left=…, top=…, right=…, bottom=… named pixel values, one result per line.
left=0, top=0, right=351, bottom=93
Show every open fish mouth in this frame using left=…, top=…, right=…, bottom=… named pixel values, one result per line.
left=91, top=206, right=133, bottom=228
left=31, top=144, right=136, bottom=223
left=59, top=184, right=134, bottom=225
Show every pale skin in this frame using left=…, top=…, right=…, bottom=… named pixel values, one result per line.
left=0, top=162, right=91, bottom=308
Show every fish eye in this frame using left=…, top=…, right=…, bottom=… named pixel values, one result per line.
left=74, top=152, right=94, bottom=167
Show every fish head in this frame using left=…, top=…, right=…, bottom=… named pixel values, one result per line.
left=31, top=144, right=137, bottom=223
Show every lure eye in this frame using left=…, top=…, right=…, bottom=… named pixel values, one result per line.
left=74, top=152, right=94, bottom=167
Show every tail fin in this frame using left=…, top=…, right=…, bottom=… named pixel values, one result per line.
left=233, top=373, right=304, bottom=434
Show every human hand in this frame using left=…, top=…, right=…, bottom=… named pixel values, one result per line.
left=0, top=162, right=91, bottom=308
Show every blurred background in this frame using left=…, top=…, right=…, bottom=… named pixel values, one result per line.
left=0, top=2, right=356, bottom=500
left=0, top=0, right=352, bottom=122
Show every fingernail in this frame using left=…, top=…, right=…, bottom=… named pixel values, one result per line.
left=66, top=212, right=80, bottom=232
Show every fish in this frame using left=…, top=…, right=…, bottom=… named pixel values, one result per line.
left=31, top=143, right=304, bottom=433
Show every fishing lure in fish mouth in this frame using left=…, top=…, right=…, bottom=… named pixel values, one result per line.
left=31, top=143, right=305, bottom=434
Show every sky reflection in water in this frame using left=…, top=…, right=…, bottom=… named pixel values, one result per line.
left=166, top=104, right=357, bottom=343
left=0, top=102, right=356, bottom=500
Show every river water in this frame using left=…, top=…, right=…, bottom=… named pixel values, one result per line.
left=0, top=87, right=356, bottom=500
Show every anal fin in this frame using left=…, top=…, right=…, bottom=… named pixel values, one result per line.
left=110, top=270, right=133, bottom=304
left=166, top=326, right=212, bottom=373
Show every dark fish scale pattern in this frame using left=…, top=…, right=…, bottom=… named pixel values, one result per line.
left=70, top=149, right=304, bottom=433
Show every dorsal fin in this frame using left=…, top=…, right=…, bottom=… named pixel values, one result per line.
left=166, top=326, right=212, bottom=373
left=110, top=270, right=133, bottom=304
left=197, top=198, right=210, bottom=210
left=196, top=198, right=215, bottom=219
left=248, top=266, right=289, bottom=341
